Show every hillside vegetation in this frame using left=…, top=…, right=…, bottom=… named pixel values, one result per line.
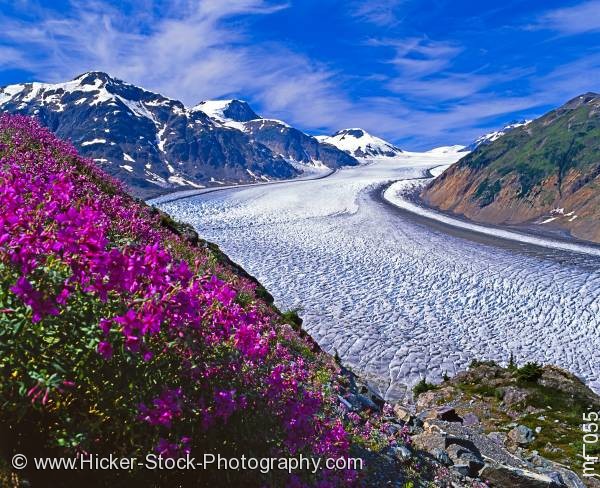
left=0, top=115, right=385, bottom=487
left=422, top=93, right=600, bottom=243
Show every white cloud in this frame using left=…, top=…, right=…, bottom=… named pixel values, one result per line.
left=0, top=45, right=25, bottom=68
left=351, top=0, right=405, bottom=26
left=532, top=0, right=600, bottom=35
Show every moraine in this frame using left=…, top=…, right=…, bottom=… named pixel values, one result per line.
left=154, top=153, right=600, bottom=401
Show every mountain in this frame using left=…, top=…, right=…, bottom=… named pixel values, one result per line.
left=465, top=120, right=532, bottom=152
left=317, top=128, right=404, bottom=158
left=192, top=99, right=260, bottom=125
left=193, top=102, right=358, bottom=169
left=0, top=72, right=357, bottom=198
left=421, top=93, right=600, bottom=243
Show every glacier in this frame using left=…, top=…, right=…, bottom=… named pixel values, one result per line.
left=155, top=153, right=600, bottom=401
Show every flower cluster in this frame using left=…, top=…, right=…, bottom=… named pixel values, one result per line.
left=0, top=115, right=364, bottom=486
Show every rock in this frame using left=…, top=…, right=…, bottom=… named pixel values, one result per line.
left=480, top=462, right=566, bottom=487
left=412, top=432, right=446, bottom=452
left=446, top=444, right=484, bottom=477
left=543, top=443, right=562, bottom=454
left=393, top=404, right=413, bottom=423
left=383, top=422, right=405, bottom=436
left=538, top=366, right=598, bottom=404
left=462, top=413, right=480, bottom=426
left=529, top=453, right=551, bottom=468
left=342, top=393, right=378, bottom=412
left=445, top=435, right=480, bottom=454
left=425, top=406, right=463, bottom=423
left=501, top=386, right=530, bottom=407
left=542, top=465, right=588, bottom=488
left=508, top=425, right=535, bottom=446
left=430, top=447, right=452, bottom=466
left=338, top=395, right=353, bottom=410
left=369, top=393, right=386, bottom=410
left=488, top=431, right=507, bottom=445
left=415, top=386, right=456, bottom=410
left=535, top=426, right=542, bottom=434
left=355, top=393, right=379, bottom=411
left=390, top=445, right=412, bottom=461
left=452, top=464, right=472, bottom=477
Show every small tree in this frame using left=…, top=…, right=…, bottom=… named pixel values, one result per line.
left=515, top=362, right=543, bottom=383
left=413, top=378, right=437, bottom=397
left=508, top=352, right=517, bottom=371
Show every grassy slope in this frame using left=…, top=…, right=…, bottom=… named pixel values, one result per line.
left=422, top=93, right=600, bottom=242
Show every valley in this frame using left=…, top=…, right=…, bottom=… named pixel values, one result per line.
left=155, top=153, right=600, bottom=402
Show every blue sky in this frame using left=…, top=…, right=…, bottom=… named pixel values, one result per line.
left=0, top=0, right=599, bottom=149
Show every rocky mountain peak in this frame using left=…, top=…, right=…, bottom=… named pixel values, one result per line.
left=0, top=73, right=360, bottom=197
left=74, top=71, right=117, bottom=87
left=466, top=120, right=532, bottom=151
left=192, top=99, right=260, bottom=123
left=563, top=91, right=600, bottom=110
left=320, top=127, right=403, bottom=158
left=333, top=128, right=366, bottom=138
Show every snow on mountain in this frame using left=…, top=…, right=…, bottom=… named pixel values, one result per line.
left=191, top=100, right=356, bottom=169
left=191, top=99, right=260, bottom=130
left=466, top=120, right=532, bottom=151
left=319, top=128, right=403, bottom=158
left=0, top=72, right=357, bottom=196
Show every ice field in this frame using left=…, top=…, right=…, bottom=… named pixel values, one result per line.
left=155, top=154, right=600, bottom=401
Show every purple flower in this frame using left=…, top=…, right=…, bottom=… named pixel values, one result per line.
left=97, top=341, right=113, bottom=360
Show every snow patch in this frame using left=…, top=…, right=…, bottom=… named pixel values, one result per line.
left=81, top=138, right=107, bottom=146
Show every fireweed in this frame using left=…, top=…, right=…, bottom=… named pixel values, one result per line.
left=0, top=115, right=397, bottom=487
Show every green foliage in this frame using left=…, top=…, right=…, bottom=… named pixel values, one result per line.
left=508, top=352, right=517, bottom=371
left=514, top=362, right=543, bottom=383
left=473, top=178, right=502, bottom=206
left=456, top=97, right=600, bottom=203
left=413, top=379, right=437, bottom=397
left=469, top=359, right=498, bottom=368
left=281, top=308, right=303, bottom=330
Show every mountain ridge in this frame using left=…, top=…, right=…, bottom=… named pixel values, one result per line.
left=421, top=92, right=600, bottom=244
left=0, top=72, right=358, bottom=197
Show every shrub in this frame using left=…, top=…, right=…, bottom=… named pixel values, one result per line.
left=515, top=362, right=544, bottom=383
left=469, top=359, right=498, bottom=368
left=413, top=379, right=437, bottom=397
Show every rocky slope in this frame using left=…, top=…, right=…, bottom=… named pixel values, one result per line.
left=193, top=102, right=358, bottom=170
left=403, top=361, right=598, bottom=487
left=421, top=93, right=600, bottom=243
left=0, top=73, right=357, bottom=198
left=335, top=359, right=597, bottom=487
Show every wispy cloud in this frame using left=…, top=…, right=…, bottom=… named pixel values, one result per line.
left=0, top=45, right=25, bottom=68
left=351, top=0, right=405, bottom=26
left=369, top=37, right=462, bottom=77
left=530, top=0, right=600, bottom=35
left=0, top=1, right=413, bottom=142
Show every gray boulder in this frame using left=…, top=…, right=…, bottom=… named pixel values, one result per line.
left=508, top=425, right=535, bottom=446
